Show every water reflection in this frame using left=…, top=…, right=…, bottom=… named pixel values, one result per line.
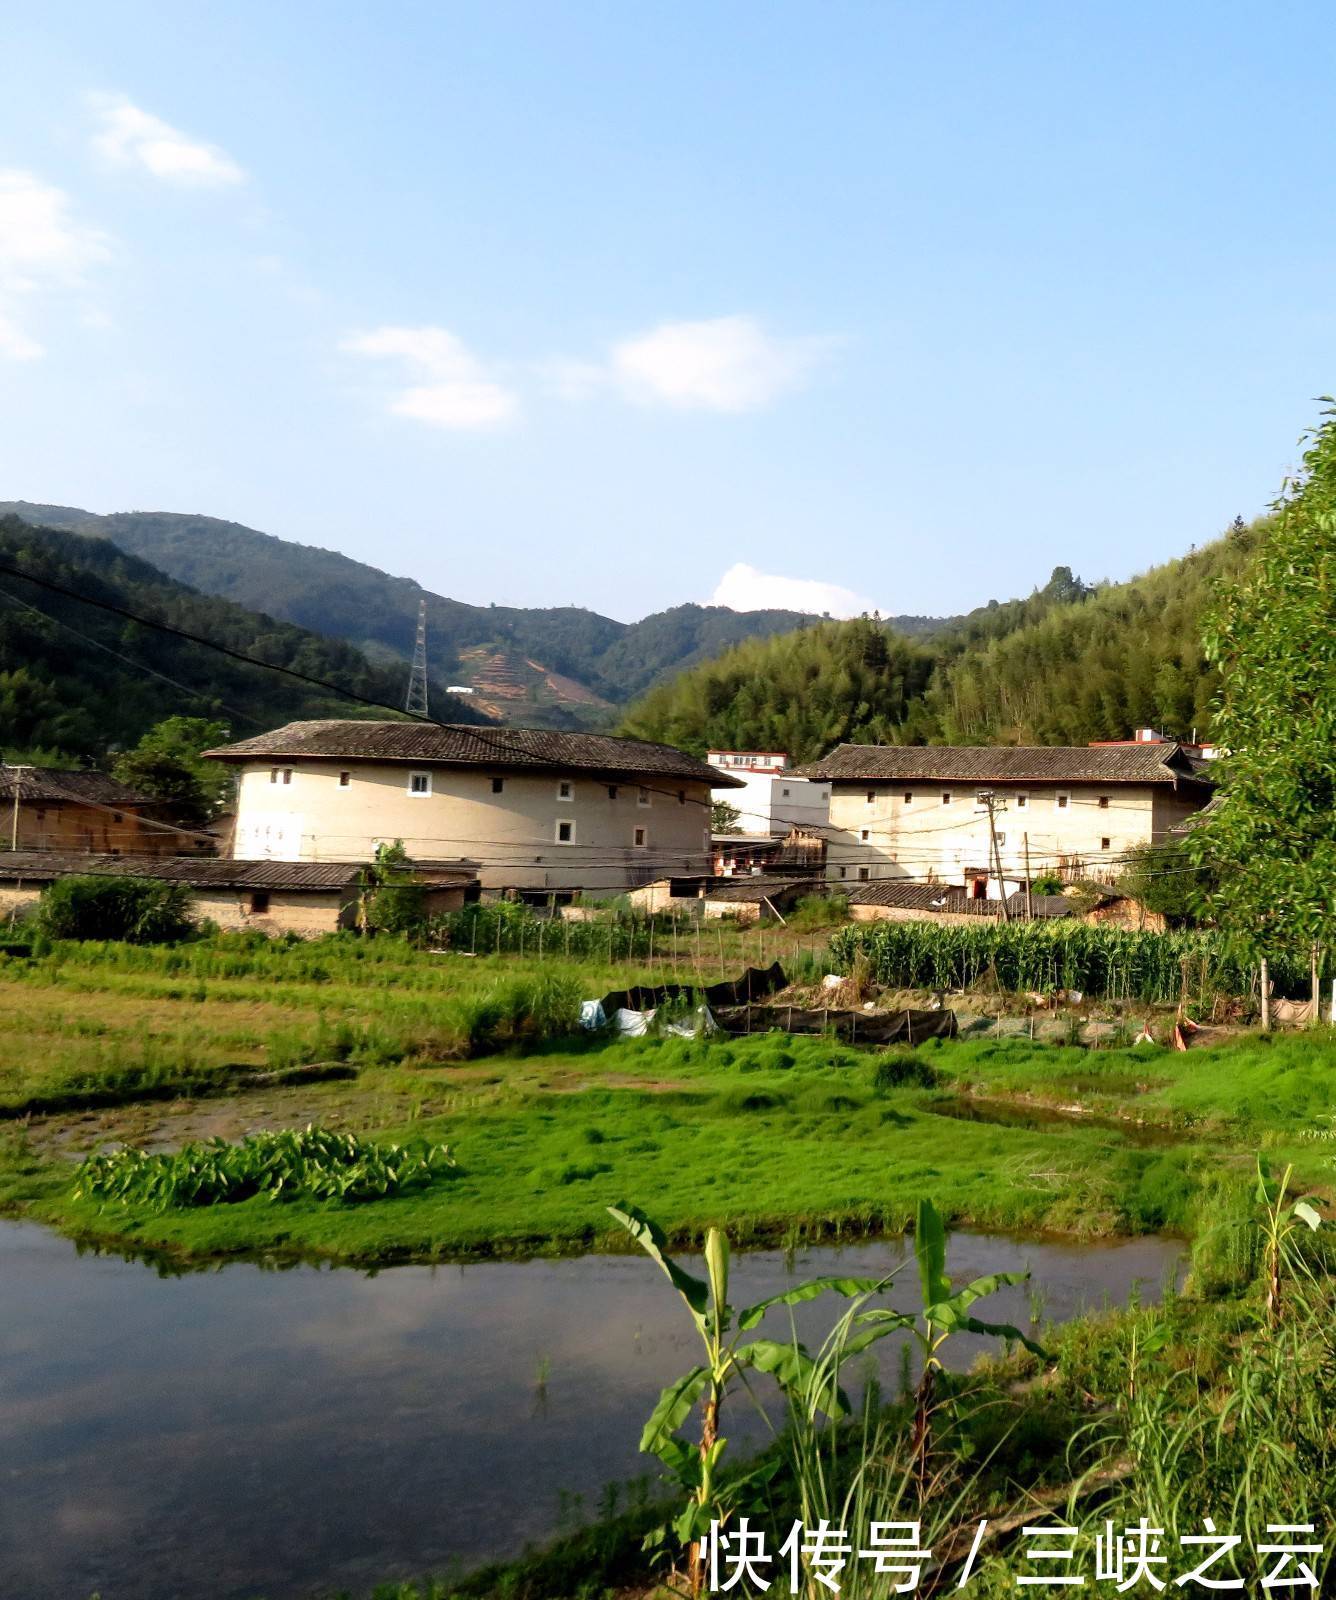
left=0, top=1221, right=1181, bottom=1599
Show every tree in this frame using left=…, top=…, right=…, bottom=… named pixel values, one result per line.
left=709, top=799, right=741, bottom=834
left=112, top=716, right=232, bottom=824
left=1117, top=839, right=1211, bottom=927
left=1188, top=404, right=1336, bottom=981
left=37, top=875, right=195, bottom=944
left=356, top=840, right=427, bottom=936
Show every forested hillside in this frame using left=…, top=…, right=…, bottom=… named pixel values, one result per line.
left=0, top=516, right=485, bottom=763
left=0, top=503, right=944, bottom=718
left=622, top=527, right=1260, bottom=759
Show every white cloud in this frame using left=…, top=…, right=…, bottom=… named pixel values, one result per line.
left=89, top=94, right=245, bottom=187
left=710, top=562, right=883, bottom=618
left=611, top=315, right=833, bottom=412
left=0, top=168, right=111, bottom=360
left=341, top=325, right=519, bottom=430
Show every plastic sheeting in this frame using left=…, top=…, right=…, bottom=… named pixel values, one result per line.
left=711, top=1005, right=957, bottom=1045
left=596, top=961, right=789, bottom=1018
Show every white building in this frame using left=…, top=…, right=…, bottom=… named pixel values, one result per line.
left=794, top=743, right=1213, bottom=894
left=205, top=720, right=740, bottom=896
left=706, top=750, right=831, bottom=838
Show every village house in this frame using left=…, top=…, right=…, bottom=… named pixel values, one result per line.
left=706, top=750, right=831, bottom=837
left=0, top=765, right=202, bottom=856
left=204, top=720, right=737, bottom=895
left=0, top=852, right=478, bottom=937
left=794, top=742, right=1212, bottom=895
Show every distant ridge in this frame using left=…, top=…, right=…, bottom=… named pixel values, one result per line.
left=0, top=501, right=948, bottom=727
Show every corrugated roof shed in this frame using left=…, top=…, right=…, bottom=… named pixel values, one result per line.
left=204, top=720, right=742, bottom=786
left=793, top=743, right=1208, bottom=786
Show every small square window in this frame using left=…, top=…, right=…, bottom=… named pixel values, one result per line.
left=283, top=769, right=292, bottom=785
left=903, top=792, right=914, bottom=805
left=633, top=826, right=647, bottom=847
left=866, top=791, right=875, bottom=805
left=339, top=771, right=351, bottom=788
left=606, top=784, right=618, bottom=799
left=1101, top=836, right=1111, bottom=850
left=1056, top=793, right=1070, bottom=809
left=1015, top=793, right=1028, bottom=809
left=637, top=787, right=651, bottom=807
left=857, top=866, right=871, bottom=881
left=781, top=787, right=790, bottom=797
left=941, top=792, right=952, bottom=806
left=837, top=866, right=848, bottom=879
left=860, top=828, right=870, bottom=842
left=1097, top=795, right=1109, bottom=809
left=491, top=777, right=504, bottom=794
left=556, top=819, right=574, bottom=843
left=248, top=890, right=270, bottom=915
left=408, top=771, right=431, bottom=796
left=270, top=768, right=279, bottom=784
left=557, top=779, right=574, bottom=801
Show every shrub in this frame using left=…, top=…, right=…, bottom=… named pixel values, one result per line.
left=73, top=1125, right=455, bottom=1210
left=871, top=1047, right=939, bottom=1091
left=36, top=875, right=195, bottom=945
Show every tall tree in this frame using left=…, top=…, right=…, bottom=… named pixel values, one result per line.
left=1188, top=404, right=1336, bottom=973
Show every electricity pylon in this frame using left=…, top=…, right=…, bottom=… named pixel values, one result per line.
left=405, top=598, right=430, bottom=717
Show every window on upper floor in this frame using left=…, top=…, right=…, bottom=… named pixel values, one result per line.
left=606, top=784, right=618, bottom=799
left=1098, top=795, right=1110, bottom=809
left=1056, top=792, right=1070, bottom=809
left=557, top=779, right=574, bottom=801
left=1015, top=793, right=1028, bottom=809
left=866, top=790, right=876, bottom=804
left=941, top=792, right=952, bottom=805
left=903, top=792, right=914, bottom=805
left=1101, top=836, right=1111, bottom=850
left=857, top=866, right=870, bottom=881
left=491, top=777, right=504, bottom=794
left=638, top=787, right=651, bottom=807
left=408, top=771, right=431, bottom=796
left=338, top=771, right=351, bottom=788
left=860, top=828, right=870, bottom=842
left=633, top=825, right=648, bottom=847
left=556, top=819, right=575, bottom=844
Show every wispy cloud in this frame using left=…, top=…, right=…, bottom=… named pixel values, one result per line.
left=0, top=168, right=111, bottom=360
left=709, top=561, right=882, bottom=618
left=611, top=316, right=834, bottom=412
left=341, top=325, right=519, bottom=430
left=89, top=94, right=245, bottom=187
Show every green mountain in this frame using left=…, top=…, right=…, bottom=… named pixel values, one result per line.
left=0, top=514, right=486, bottom=762
left=621, top=531, right=1259, bottom=760
left=0, top=502, right=945, bottom=723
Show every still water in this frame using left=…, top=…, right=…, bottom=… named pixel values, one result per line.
left=0, top=1221, right=1182, bottom=1600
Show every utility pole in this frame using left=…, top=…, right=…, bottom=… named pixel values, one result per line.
left=978, top=789, right=1011, bottom=922
left=1023, top=831, right=1034, bottom=921
left=404, top=597, right=430, bottom=718
left=6, top=764, right=31, bottom=851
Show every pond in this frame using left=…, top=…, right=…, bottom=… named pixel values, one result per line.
left=0, top=1221, right=1183, bottom=1600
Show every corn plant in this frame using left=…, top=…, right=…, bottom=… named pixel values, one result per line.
left=1254, top=1156, right=1324, bottom=1324
left=73, top=1125, right=455, bottom=1211
left=607, top=1202, right=891, bottom=1596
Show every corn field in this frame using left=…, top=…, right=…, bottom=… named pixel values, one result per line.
left=828, top=920, right=1298, bottom=1004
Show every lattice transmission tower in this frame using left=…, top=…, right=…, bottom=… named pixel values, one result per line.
left=404, top=598, right=430, bottom=717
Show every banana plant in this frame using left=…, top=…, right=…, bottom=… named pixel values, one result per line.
left=848, top=1198, right=1046, bottom=1492
left=607, top=1202, right=892, bottom=1597
left=1255, top=1156, right=1325, bottom=1324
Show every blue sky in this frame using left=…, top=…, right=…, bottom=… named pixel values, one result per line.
left=2, top=2, right=1333, bottom=623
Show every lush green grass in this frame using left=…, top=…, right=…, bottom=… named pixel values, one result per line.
left=1, top=935, right=1333, bottom=1268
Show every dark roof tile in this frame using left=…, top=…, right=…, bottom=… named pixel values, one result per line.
left=793, top=743, right=1208, bottom=786
left=204, top=720, right=742, bottom=786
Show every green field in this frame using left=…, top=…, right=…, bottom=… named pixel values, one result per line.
left=0, top=935, right=1332, bottom=1269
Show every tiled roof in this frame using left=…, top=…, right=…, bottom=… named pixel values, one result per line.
left=847, top=879, right=1077, bottom=918
left=703, top=875, right=830, bottom=904
left=0, top=767, right=154, bottom=806
left=0, top=851, right=478, bottom=892
left=846, top=880, right=960, bottom=910
left=204, top=720, right=742, bottom=786
left=793, top=743, right=1208, bottom=786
